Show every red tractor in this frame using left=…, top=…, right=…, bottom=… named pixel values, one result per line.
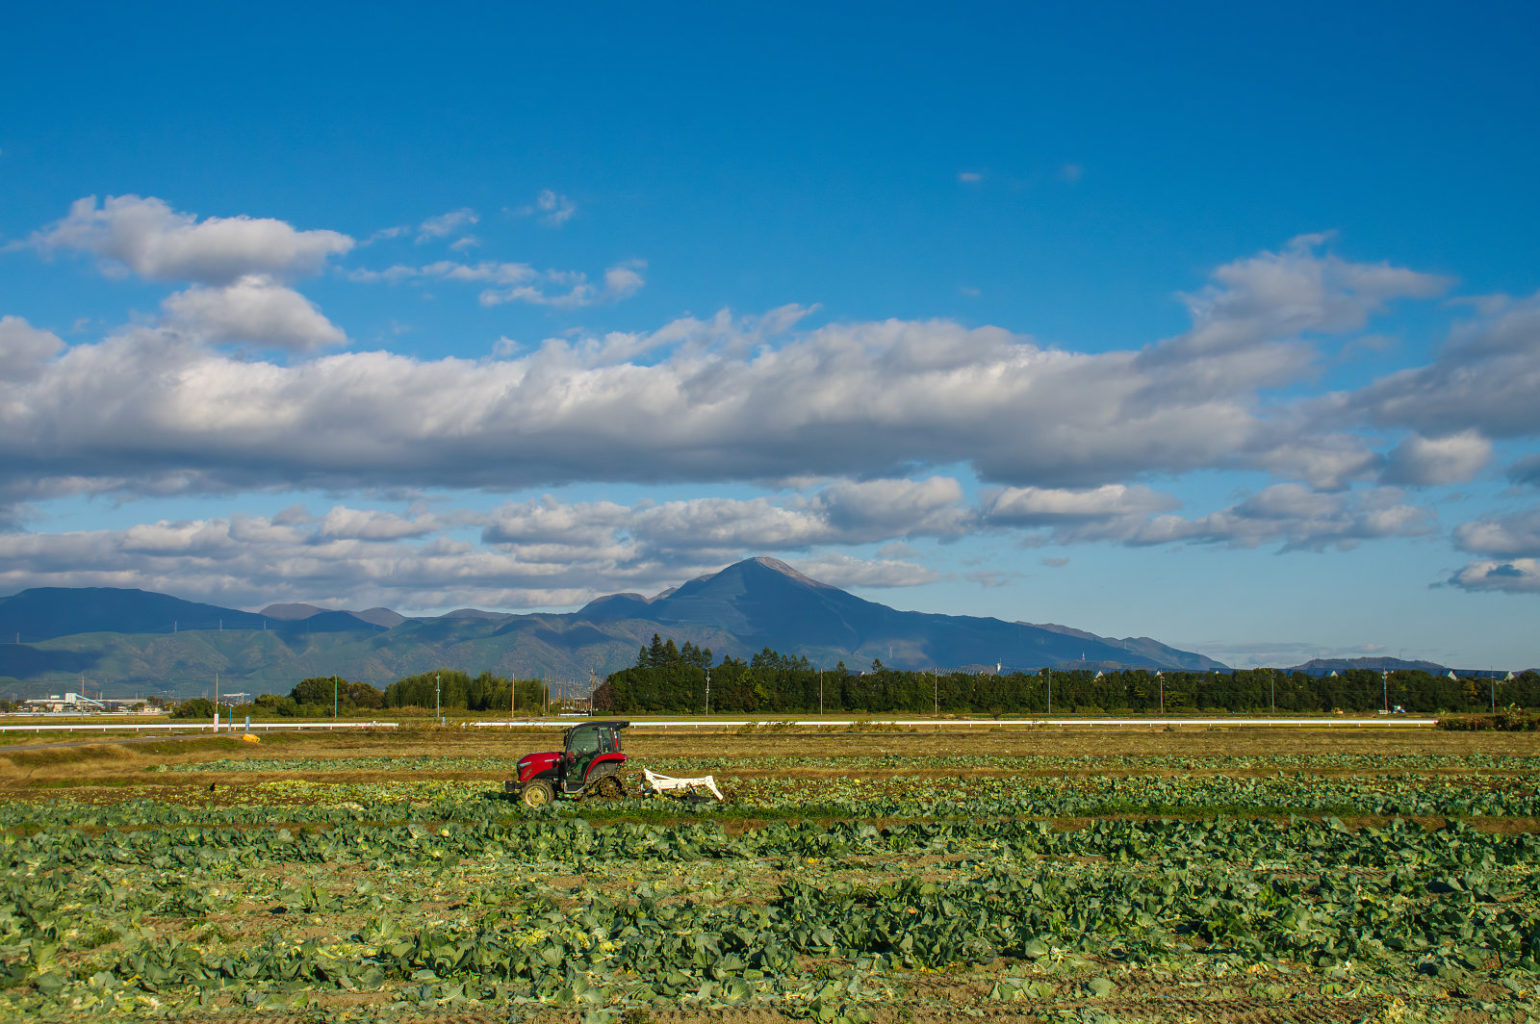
left=506, top=720, right=629, bottom=808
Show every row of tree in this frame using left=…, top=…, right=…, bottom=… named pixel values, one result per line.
left=178, top=671, right=555, bottom=717
left=380, top=670, right=549, bottom=713
left=596, top=640, right=1540, bottom=715
left=158, top=645, right=1539, bottom=718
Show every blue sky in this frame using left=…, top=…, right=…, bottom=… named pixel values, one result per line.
left=2, top=2, right=1538, bottom=668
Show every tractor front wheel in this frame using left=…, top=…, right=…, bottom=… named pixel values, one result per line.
left=520, top=780, right=554, bottom=809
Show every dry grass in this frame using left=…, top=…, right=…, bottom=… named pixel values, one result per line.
left=2, top=721, right=1537, bottom=795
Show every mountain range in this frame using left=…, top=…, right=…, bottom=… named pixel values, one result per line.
left=0, top=557, right=1228, bottom=698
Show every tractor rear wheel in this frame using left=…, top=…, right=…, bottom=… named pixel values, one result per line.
left=593, top=774, right=624, bottom=799
left=520, top=780, right=554, bottom=809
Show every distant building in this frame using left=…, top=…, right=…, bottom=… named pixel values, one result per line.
left=22, top=692, right=107, bottom=713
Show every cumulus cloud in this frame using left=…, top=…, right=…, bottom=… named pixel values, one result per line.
left=1453, top=507, right=1540, bottom=558
left=1381, top=430, right=1491, bottom=486
left=985, top=484, right=1178, bottom=525
left=314, top=505, right=439, bottom=542
left=1147, top=233, right=1451, bottom=364
left=43, top=313, right=1179, bottom=491
left=31, top=195, right=353, bottom=284
left=0, top=316, right=65, bottom=382
left=0, top=262, right=1434, bottom=503
left=0, top=237, right=1486, bottom=576
left=0, top=498, right=940, bottom=611
left=1446, top=559, right=1540, bottom=594
left=482, top=478, right=973, bottom=565
left=1141, top=484, right=1435, bottom=552
left=982, top=481, right=1433, bottom=551
left=0, top=513, right=601, bottom=612
left=1246, top=428, right=1381, bottom=491
left=1355, top=290, right=1540, bottom=439
left=161, top=276, right=347, bottom=351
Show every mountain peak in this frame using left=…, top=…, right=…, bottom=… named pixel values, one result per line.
left=739, top=556, right=830, bottom=589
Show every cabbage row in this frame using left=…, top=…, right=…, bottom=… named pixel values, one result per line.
left=2, top=763, right=1538, bottom=1021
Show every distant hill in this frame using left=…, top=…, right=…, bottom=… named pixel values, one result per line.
left=0, top=587, right=269, bottom=642
left=0, top=557, right=1227, bottom=698
left=1284, top=656, right=1524, bottom=679
left=1286, top=656, right=1449, bottom=676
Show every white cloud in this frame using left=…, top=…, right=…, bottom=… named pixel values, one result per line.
left=1446, top=558, right=1540, bottom=594
left=416, top=208, right=479, bottom=243
left=0, top=296, right=1383, bottom=500
left=1381, top=430, right=1491, bottom=486
left=315, top=506, right=439, bottom=542
left=795, top=554, right=943, bottom=589
left=603, top=261, right=646, bottom=301
left=1145, top=233, right=1450, bottom=365
left=161, top=275, right=347, bottom=351
left=1247, top=428, right=1380, bottom=491
left=0, top=238, right=1483, bottom=567
left=1453, top=507, right=1540, bottom=558
left=515, top=190, right=577, bottom=227
left=349, top=258, right=645, bottom=307
left=32, top=195, right=353, bottom=284
left=482, top=478, right=972, bottom=563
left=1355, top=290, right=1540, bottom=439
left=985, top=484, right=1178, bottom=525
left=957, top=171, right=983, bottom=184
left=982, top=481, right=1433, bottom=552
left=0, top=316, right=65, bottom=382
left=1137, top=483, right=1436, bottom=552
left=0, top=499, right=941, bottom=612
left=0, top=513, right=601, bottom=612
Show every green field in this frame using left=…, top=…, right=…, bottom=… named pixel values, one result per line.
left=2, top=726, right=1538, bottom=1022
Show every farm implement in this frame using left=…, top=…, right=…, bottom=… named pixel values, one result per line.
left=506, top=719, right=728, bottom=807
left=642, top=767, right=724, bottom=801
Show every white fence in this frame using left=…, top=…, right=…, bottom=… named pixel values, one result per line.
left=0, top=721, right=398, bottom=734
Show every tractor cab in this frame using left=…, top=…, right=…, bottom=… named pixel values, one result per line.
left=508, top=720, right=629, bottom=807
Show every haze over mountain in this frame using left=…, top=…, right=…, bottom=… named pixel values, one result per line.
left=0, top=557, right=1229, bottom=698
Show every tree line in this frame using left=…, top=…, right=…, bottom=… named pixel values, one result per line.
left=204, top=671, right=551, bottom=717
left=596, top=637, right=1540, bottom=715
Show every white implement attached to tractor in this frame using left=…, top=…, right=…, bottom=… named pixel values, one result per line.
left=642, top=767, right=724, bottom=802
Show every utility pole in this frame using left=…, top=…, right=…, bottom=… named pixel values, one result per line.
left=1491, top=675, right=1496, bottom=713
left=1270, top=670, right=1276, bottom=714
left=332, top=676, right=338, bottom=719
left=510, top=677, right=516, bottom=727
left=213, top=672, right=220, bottom=733
left=1382, top=670, right=1389, bottom=713
left=435, top=673, right=441, bottom=722
left=704, top=668, right=711, bottom=716
left=1157, top=671, right=1164, bottom=715
left=933, top=670, right=938, bottom=716
left=818, top=670, right=823, bottom=715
